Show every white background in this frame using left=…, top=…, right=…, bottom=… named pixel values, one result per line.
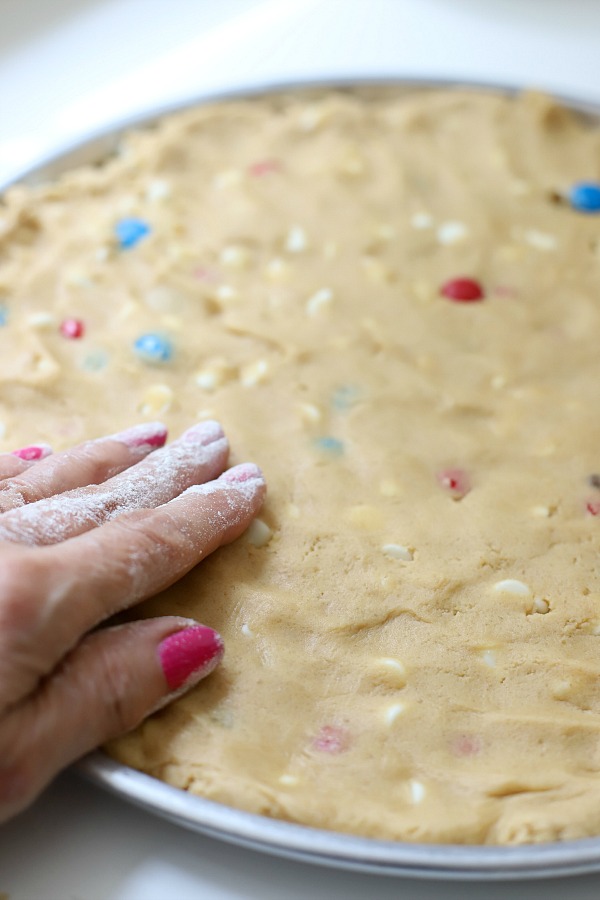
left=2, top=1, right=600, bottom=897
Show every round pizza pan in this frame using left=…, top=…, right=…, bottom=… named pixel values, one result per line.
left=5, top=78, right=600, bottom=880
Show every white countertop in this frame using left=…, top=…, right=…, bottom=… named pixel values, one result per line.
left=2, top=1, right=600, bottom=896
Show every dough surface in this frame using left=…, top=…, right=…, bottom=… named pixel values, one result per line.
left=2, top=88, right=600, bottom=844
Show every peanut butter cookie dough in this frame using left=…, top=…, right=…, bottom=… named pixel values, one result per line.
left=1, top=88, right=600, bottom=844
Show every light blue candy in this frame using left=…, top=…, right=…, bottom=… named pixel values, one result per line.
left=134, top=333, right=173, bottom=364
left=315, top=436, right=344, bottom=456
left=569, top=182, right=600, bottom=214
left=0, top=306, right=8, bottom=327
left=82, top=349, right=109, bottom=371
left=332, top=384, right=360, bottom=411
left=115, top=217, right=151, bottom=249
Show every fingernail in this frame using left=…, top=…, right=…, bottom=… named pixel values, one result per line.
left=110, top=422, right=168, bottom=450
left=220, top=462, right=263, bottom=484
left=158, top=625, right=224, bottom=692
left=11, top=443, right=52, bottom=461
left=181, top=420, right=225, bottom=446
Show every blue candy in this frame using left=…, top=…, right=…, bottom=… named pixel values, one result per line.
left=82, top=349, right=109, bottom=371
left=332, top=384, right=360, bottom=412
left=0, top=306, right=8, bottom=327
left=569, top=182, right=600, bottom=214
left=315, top=436, right=344, bottom=456
left=115, top=217, right=151, bottom=249
left=134, top=333, right=173, bottom=364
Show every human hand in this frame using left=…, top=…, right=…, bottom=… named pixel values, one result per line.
left=0, top=419, right=265, bottom=823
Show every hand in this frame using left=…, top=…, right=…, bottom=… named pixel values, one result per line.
left=0, top=419, right=265, bottom=824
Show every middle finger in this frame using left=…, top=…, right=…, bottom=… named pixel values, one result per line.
left=0, top=421, right=228, bottom=546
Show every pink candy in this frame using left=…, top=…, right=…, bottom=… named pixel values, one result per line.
left=436, top=468, right=471, bottom=499
left=60, top=318, right=85, bottom=339
left=248, top=159, right=281, bottom=177
left=312, top=725, right=351, bottom=754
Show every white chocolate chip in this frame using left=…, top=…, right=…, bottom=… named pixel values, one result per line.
left=551, top=680, right=571, bottom=700
left=521, top=229, right=558, bottom=252
left=437, top=221, right=468, bottom=245
left=411, top=212, right=433, bottom=229
left=241, top=623, right=253, bottom=638
left=240, top=359, right=270, bottom=387
left=377, top=657, right=407, bottom=677
left=409, top=779, right=426, bottom=804
left=382, top=543, right=414, bottom=562
left=297, top=402, right=322, bottom=425
left=146, top=179, right=171, bottom=202
left=279, top=774, right=299, bottom=787
left=384, top=702, right=407, bottom=725
left=493, top=579, right=531, bottom=597
left=95, top=246, right=110, bottom=262
left=220, top=245, right=250, bottom=268
left=480, top=649, right=496, bottom=668
left=246, top=518, right=273, bottom=548
left=533, top=598, right=550, bottom=614
left=531, top=505, right=551, bottom=517
left=26, top=312, right=56, bottom=329
left=265, top=257, right=288, bottom=279
left=306, top=288, right=333, bottom=317
left=285, top=226, right=308, bottom=253
left=215, top=285, right=238, bottom=301
left=138, top=384, right=173, bottom=416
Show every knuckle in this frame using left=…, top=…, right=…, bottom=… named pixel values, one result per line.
left=94, top=644, right=139, bottom=736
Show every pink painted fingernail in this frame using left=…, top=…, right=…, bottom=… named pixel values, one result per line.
left=220, top=463, right=263, bottom=484
left=11, top=443, right=52, bottom=461
left=110, top=422, right=168, bottom=450
left=181, top=420, right=225, bottom=446
left=158, top=625, right=224, bottom=692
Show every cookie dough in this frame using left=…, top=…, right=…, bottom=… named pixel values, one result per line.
left=1, top=88, right=600, bottom=844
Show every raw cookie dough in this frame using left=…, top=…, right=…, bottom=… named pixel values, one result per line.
left=1, top=88, right=600, bottom=845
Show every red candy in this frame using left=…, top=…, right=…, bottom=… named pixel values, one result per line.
left=440, top=277, right=484, bottom=302
left=60, top=318, right=85, bottom=339
left=248, top=159, right=281, bottom=177
left=437, top=468, right=471, bottom=499
left=586, top=499, right=600, bottom=517
left=312, top=725, right=351, bottom=754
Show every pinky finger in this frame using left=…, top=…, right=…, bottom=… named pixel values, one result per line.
left=0, top=444, right=53, bottom=480
left=0, top=616, right=223, bottom=823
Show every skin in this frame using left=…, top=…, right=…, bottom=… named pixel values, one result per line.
left=0, top=420, right=266, bottom=824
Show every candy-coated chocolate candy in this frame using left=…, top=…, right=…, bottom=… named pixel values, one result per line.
left=115, top=217, right=151, bottom=249
left=134, top=333, right=173, bottom=363
left=440, top=277, right=484, bottom=302
left=569, top=182, right=600, bottom=213
left=60, top=318, right=85, bottom=339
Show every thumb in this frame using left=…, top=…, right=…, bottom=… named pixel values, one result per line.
left=0, top=617, right=223, bottom=822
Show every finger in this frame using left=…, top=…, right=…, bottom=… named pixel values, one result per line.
left=0, top=444, right=53, bottom=481
left=0, top=616, right=224, bottom=824
left=0, top=420, right=228, bottom=546
left=0, top=463, right=265, bottom=709
left=0, top=422, right=167, bottom=514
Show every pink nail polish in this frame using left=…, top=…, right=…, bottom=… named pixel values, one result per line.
left=220, top=463, right=263, bottom=484
left=111, top=422, right=168, bottom=450
left=181, top=420, right=225, bottom=446
left=158, top=625, right=224, bottom=692
left=11, top=443, right=52, bottom=461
